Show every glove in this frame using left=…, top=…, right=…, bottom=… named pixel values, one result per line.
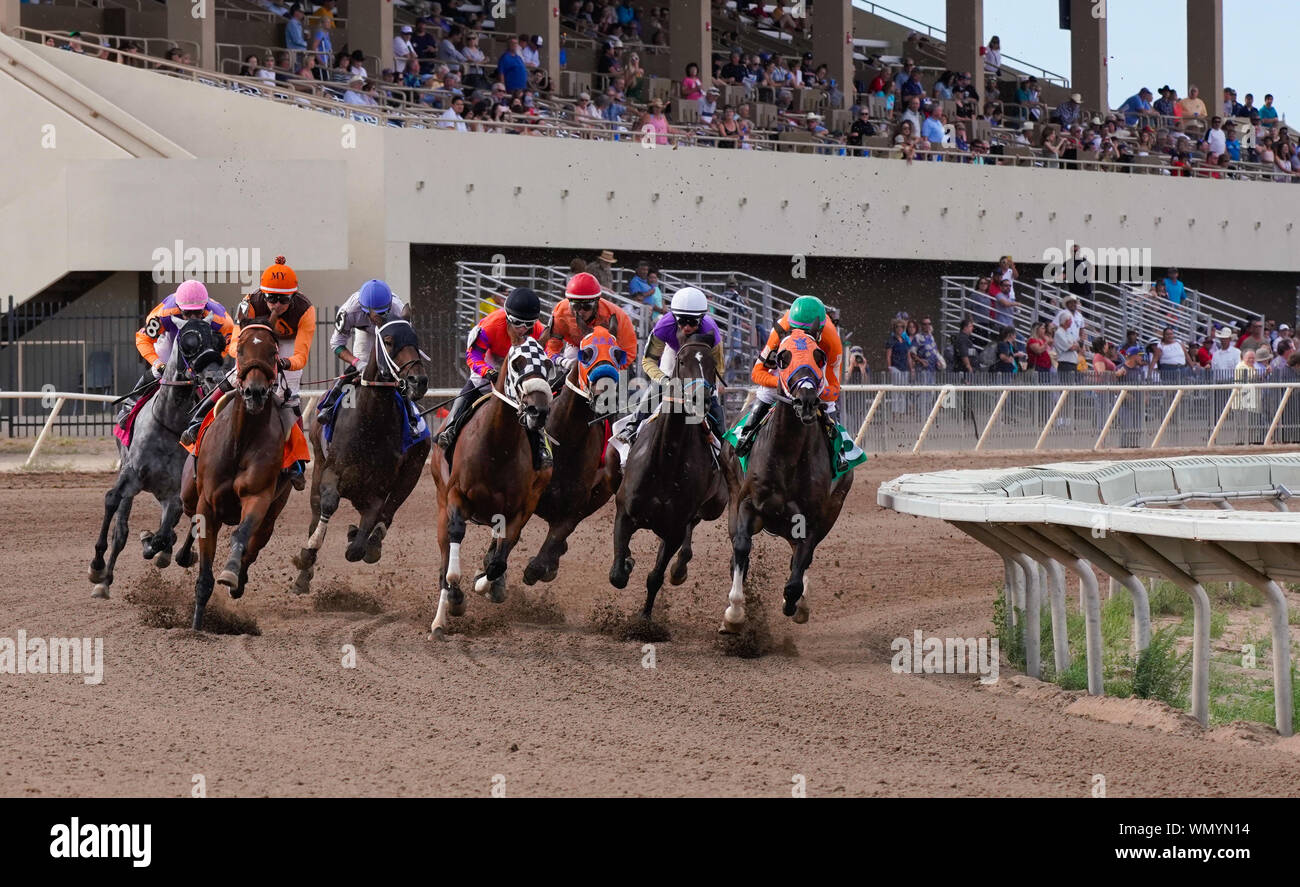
left=483, top=368, right=499, bottom=384
left=151, top=362, right=165, bottom=379
left=762, top=351, right=778, bottom=371
left=277, top=357, right=292, bottom=371
left=342, top=362, right=360, bottom=378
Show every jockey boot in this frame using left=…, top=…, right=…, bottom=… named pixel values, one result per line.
left=436, top=392, right=472, bottom=451
left=705, top=393, right=727, bottom=442
left=734, top=399, right=773, bottom=458
left=279, top=403, right=306, bottom=491
left=116, top=370, right=153, bottom=430
left=530, top=428, right=554, bottom=471
left=180, top=393, right=214, bottom=446
left=615, top=397, right=655, bottom=445
left=822, top=411, right=849, bottom=475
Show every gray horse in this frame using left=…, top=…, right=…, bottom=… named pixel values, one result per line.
left=88, top=320, right=227, bottom=599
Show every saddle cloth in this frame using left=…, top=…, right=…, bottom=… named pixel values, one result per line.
left=113, top=387, right=158, bottom=448
left=183, top=393, right=310, bottom=469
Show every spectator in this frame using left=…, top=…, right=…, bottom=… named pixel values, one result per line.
left=713, top=106, right=741, bottom=147
left=1153, top=327, right=1191, bottom=377
left=520, top=35, right=542, bottom=69
left=1056, top=92, right=1084, bottom=130
left=1161, top=267, right=1185, bottom=306
left=1025, top=323, right=1052, bottom=374
left=1118, top=87, right=1154, bottom=127
left=681, top=62, right=704, bottom=101
left=700, top=86, right=720, bottom=124
left=1153, top=85, right=1177, bottom=121
left=1016, top=77, right=1043, bottom=121
left=1066, top=244, right=1093, bottom=301
left=1269, top=338, right=1294, bottom=374
left=1240, top=318, right=1268, bottom=353
left=991, top=325, right=1021, bottom=374
left=344, top=75, right=374, bottom=106
left=1273, top=323, right=1293, bottom=350
left=720, top=50, right=746, bottom=85
left=285, top=5, right=308, bottom=52
left=439, top=25, right=468, bottom=65
left=900, top=69, right=925, bottom=100
left=598, top=40, right=621, bottom=75
left=885, top=317, right=914, bottom=377
left=995, top=255, right=1018, bottom=299
left=628, top=261, right=652, bottom=299
left=498, top=36, right=527, bottom=91
left=900, top=96, right=924, bottom=133
left=1223, top=122, right=1242, bottom=161
left=1203, top=116, right=1227, bottom=158
left=1114, top=345, right=1147, bottom=382
left=642, top=269, right=664, bottom=322
left=893, top=59, right=914, bottom=92
left=1179, top=85, right=1207, bottom=118
left=1052, top=310, right=1082, bottom=375
left=921, top=103, right=945, bottom=150
left=438, top=94, right=467, bottom=130
left=348, top=50, right=369, bottom=81
left=984, top=36, right=1001, bottom=78
left=914, top=317, right=940, bottom=374
left=240, top=53, right=262, bottom=78
left=991, top=273, right=1016, bottom=328
left=1062, top=294, right=1086, bottom=338
left=639, top=98, right=670, bottom=145
left=462, top=35, right=487, bottom=82
left=1259, top=93, right=1280, bottom=129
left=588, top=250, right=616, bottom=290
left=410, top=20, right=437, bottom=74
left=1091, top=337, right=1117, bottom=373
left=1210, top=327, right=1241, bottom=377
left=393, top=24, right=416, bottom=74
left=310, top=0, right=336, bottom=30
left=952, top=314, right=977, bottom=375
left=845, top=346, right=869, bottom=383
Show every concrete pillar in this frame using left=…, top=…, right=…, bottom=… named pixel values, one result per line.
left=1069, top=0, right=1107, bottom=115
left=166, top=0, right=214, bottom=70
left=670, top=0, right=711, bottom=93
left=516, top=0, right=560, bottom=92
left=945, top=0, right=983, bottom=92
left=0, top=0, right=20, bottom=38
left=812, top=0, right=852, bottom=109
left=1186, top=0, right=1223, bottom=116
left=348, top=0, right=394, bottom=74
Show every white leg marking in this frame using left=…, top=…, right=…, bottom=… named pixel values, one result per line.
left=446, top=542, right=461, bottom=586
left=431, top=587, right=450, bottom=639
left=307, top=516, right=329, bottom=551
left=724, top=565, right=746, bottom=625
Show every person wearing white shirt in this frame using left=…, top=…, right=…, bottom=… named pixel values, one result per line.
left=393, top=25, right=415, bottom=74
left=1062, top=294, right=1086, bottom=339
left=1205, top=116, right=1227, bottom=157
left=1052, top=310, right=1081, bottom=374
left=520, top=39, right=540, bottom=69
left=439, top=96, right=468, bottom=131
left=1209, top=327, right=1241, bottom=375
left=343, top=76, right=373, bottom=106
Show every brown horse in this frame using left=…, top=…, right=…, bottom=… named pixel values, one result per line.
left=181, top=321, right=295, bottom=630
left=608, top=333, right=734, bottom=626
left=292, top=319, right=430, bottom=593
left=430, top=337, right=554, bottom=638
left=723, top=330, right=852, bottom=630
left=522, top=327, right=624, bottom=585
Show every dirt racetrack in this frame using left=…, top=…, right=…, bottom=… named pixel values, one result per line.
left=3, top=450, right=1300, bottom=797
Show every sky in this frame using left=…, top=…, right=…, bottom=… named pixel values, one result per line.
left=857, top=0, right=1297, bottom=114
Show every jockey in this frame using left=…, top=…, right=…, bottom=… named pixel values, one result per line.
left=733, top=295, right=845, bottom=470
left=615, top=286, right=726, bottom=444
left=181, top=256, right=317, bottom=489
left=118, top=279, right=235, bottom=428
left=437, top=286, right=551, bottom=468
left=542, top=271, right=638, bottom=376
left=318, top=278, right=420, bottom=433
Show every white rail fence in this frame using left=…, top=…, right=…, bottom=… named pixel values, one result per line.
left=7, top=380, right=1300, bottom=467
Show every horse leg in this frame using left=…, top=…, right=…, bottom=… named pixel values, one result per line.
left=294, top=473, right=337, bottom=594
left=346, top=494, right=384, bottom=564
left=146, top=495, right=183, bottom=569
left=668, top=519, right=697, bottom=586
left=89, top=471, right=136, bottom=592
left=431, top=502, right=458, bottom=640
left=784, top=536, right=818, bottom=623
left=642, top=531, right=683, bottom=621
left=174, top=515, right=198, bottom=569
left=608, top=506, right=636, bottom=589
left=475, top=515, right=521, bottom=603
left=218, top=494, right=270, bottom=596
left=236, top=496, right=284, bottom=600
left=366, top=454, right=424, bottom=565
left=192, top=501, right=219, bottom=630
left=523, top=517, right=573, bottom=586
left=444, top=500, right=467, bottom=616
left=174, top=455, right=199, bottom=569
left=93, top=484, right=138, bottom=600
left=721, top=499, right=763, bottom=633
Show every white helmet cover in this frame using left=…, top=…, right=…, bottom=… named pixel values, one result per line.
left=670, top=286, right=709, bottom=315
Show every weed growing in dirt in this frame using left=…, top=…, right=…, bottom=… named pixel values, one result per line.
left=992, top=588, right=1025, bottom=672
left=1132, top=627, right=1191, bottom=707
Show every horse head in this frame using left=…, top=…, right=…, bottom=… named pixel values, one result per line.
left=576, top=326, right=625, bottom=405
left=672, top=331, right=718, bottom=423
left=776, top=330, right=827, bottom=424
left=174, top=318, right=227, bottom=401
left=235, top=320, right=279, bottom=414
left=374, top=319, right=428, bottom=401
left=505, top=338, right=553, bottom=431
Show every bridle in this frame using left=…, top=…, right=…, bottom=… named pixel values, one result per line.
left=362, top=318, right=422, bottom=393
left=236, top=323, right=280, bottom=392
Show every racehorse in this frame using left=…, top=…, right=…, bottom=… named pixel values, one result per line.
left=292, top=319, right=430, bottom=593
left=522, top=327, right=624, bottom=586
left=430, top=338, right=554, bottom=638
left=88, top=319, right=226, bottom=599
left=722, top=330, right=852, bottom=630
left=180, top=321, right=296, bottom=630
left=608, top=332, right=734, bottom=625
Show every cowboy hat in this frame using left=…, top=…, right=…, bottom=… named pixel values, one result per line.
left=597, top=249, right=617, bottom=264
left=1214, top=327, right=1233, bottom=339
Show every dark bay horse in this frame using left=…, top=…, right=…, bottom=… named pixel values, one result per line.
left=723, top=330, right=852, bottom=630
left=609, top=333, right=734, bottom=625
left=523, top=327, right=624, bottom=585
left=88, top=319, right=226, bottom=599
left=430, top=338, right=554, bottom=638
left=292, top=319, right=430, bottom=593
left=181, top=322, right=296, bottom=630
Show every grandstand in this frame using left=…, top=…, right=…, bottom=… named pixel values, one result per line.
left=2, top=1, right=1299, bottom=434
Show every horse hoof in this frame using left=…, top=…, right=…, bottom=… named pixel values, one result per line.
left=487, top=576, right=507, bottom=604
left=723, top=606, right=746, bottom=626
left=216, top=569, right=239, bottom=590
left=431, top=625, right=447, bottom=641
left=669, top=563, right=688, bottom=586
left=91, top=584, right=111, bottom=600
left=718, top=619, right=742, bottom=635
left=155, top=551, right=172, bottom=569
left=474, top=573, right=490, bottom=594
left=175, top=549, right=196, bottom=569
left=792, top=596, right=810, bottom=624
left=363, top=545, right=382, bottom=565
left=139, top=530, right=152, bottom=543
left=292, top=570, right=313, bottom=595
left=346, top=525, right=359, bottom=543
left=291, top=550, right=312, bottom=570
left=344, top=546, right=365, bottom=563
left=522, top=561, right=543, bottom=586
left=88, top=566, right=105, bottom=584
left=448, top=599, right=466, bottom=617
left=609, top=569, right=628, bottom=590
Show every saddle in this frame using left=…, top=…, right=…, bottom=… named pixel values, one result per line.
left=184, top=392, right=311, bottom=470
left=113, top=387, right=158, bottom=448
